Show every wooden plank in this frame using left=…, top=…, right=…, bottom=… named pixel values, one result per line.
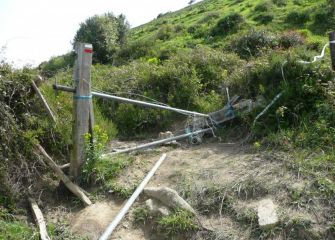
left=329, top=32, right=335, bottom=71
left=28, top=197, right=51, bottom=240
left=36, top=144, right=92, bottom=206
left=31, top=78, right=56, bottom=123
left=70, top=43, right=94, bottom=180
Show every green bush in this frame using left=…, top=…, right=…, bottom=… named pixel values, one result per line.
left=253, top=13, right=274, bottom=25
left=312, top=6, right=335, bottom=34
left=156, top=24, right=174, bottom=41
left=279, top=31, right=305, bottom=49
left=39, top=52, right=75, bottom=78
left=254, top=2, right=273, bottom=12
left=285, top=10, right=310, bottom=26
left=114, top=39, right=156, bottom=65
left=114, top=104, right=170, bottom=137
left=232, top=29, right=277, bottom=59
left=197, top=11, right=221, bottom=24
left=211, top=13, right=244, bottom=37
left=272, top=0, right=287, bottom=6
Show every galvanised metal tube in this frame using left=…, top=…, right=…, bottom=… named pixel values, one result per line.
left=53, top=84, right=209, bottom=117
left=99, top=153, right=167, bottom=240
left=103, top=128, right=212, bottom=156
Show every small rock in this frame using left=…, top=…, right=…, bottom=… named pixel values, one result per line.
left=158, top=131, right=174, bottom=139
left=144, top=187, right=196, bottom=214
left=257, top=199, right=278, bottom=228
left=145, top=198, right=171, bottom=216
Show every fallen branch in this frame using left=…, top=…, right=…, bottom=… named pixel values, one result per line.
left=28, top=197, right=51, bottom=240
left=36, top=144, right=92, bottom=206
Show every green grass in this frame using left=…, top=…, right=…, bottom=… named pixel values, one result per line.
left=130, top=0, right=327, bottom=57
left=157, top=209, right=199, bottom=239
left=0, top=220, right=37, bottom=240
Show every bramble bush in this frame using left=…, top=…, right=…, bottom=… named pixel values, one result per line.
left=232, top=29, right=277, bottom=59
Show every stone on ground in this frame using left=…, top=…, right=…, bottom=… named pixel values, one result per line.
left=144, top=187, right=196, bottom=214
left=257, top=199, right=278, bottom=228
left=145, top=198, right=171, bottom=216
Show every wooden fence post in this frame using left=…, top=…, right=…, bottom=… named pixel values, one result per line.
left=329, top=32, right=335, bottom=71
left=70, top=43, right=94, bottom=180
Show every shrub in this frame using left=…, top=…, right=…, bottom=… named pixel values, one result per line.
left=211, top=13, right=244, bottom=37
left=279, top=31, right=305, bottom=49
left=312, top=7, right=335, bottom=34
left=253, top=13, right=274, bottom=25
left=39, top=52, right=75, bottom=78
left=272, top=0, right=287, bottom=6
left=114, top=39, right=156, bottom=65
left=114, top=104, right=171, bottom=137
left=285, top=10, right=310, bottom=26
left=232, top=29, right=277, bottom=59
left=198, top=11, right=220, bottom=24
left=156, top=24, right=174, bottom=41
left=254, top=2, right=272, bottom=12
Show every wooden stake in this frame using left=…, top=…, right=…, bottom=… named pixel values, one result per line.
left=31, top=77, right=56, bottom=123
left=36, top=144, right=92, bottom=206
left=330, top=32, right=335, bottom=71
left=71, top=43, right=94, bottom=180
left=28, top=197, right=51, bottom=240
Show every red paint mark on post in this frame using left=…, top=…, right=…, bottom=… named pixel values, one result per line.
left=84, top=48, right=93, bottom=53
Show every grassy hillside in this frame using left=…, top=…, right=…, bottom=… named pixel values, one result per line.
left=120, top=0, right=330, bottom=63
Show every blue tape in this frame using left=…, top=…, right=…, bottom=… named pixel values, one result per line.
left=74, top=95, right=93, bottom=100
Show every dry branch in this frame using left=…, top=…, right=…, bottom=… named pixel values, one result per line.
left=36, top=144, right=92, bottom=206
left=28, top=197, right=51, bottom=240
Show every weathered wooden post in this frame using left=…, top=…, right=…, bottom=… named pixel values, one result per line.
left=70, top=43, right=94, bottom=180
left=330, top=32, right=335, bottom=71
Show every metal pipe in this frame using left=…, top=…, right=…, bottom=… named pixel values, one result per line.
left=53, top=84, right=209, bottom=117
left=53, top=84, right=75, bottom=93
left=99, top=153, right=168, bottom=240
left=103, top=128, right=212, bottom=156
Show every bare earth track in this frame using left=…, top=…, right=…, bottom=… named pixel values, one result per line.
left=45, top=139, right=332, bottom=239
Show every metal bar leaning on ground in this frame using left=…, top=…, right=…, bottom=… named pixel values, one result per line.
left=53, top=84, right=209, bottom=118
left=36, top=144, right=92, bottom=206
left=103, top=128, right=213, bottom=156
left=31, top=79, right=56, bottom=123
left=99, top=153, right=168, bottom=240
left=28, top=197, right=51, bottom=240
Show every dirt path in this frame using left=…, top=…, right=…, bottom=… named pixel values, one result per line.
left=46, top=140, right=330, bottom=239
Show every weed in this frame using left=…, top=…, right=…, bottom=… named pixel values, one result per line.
left=105, top=182, right=135, bottom=198
left=0, top=219, right=37, bottom=240
left=83, top=125, right=108, bottom=183
left=94, top=154, right=133, bottom=183
left=157, top=209, right=199, bottom=239
left=232, top=177, right=269, bottom=200
left=133, top=206, right=150, bottom=225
